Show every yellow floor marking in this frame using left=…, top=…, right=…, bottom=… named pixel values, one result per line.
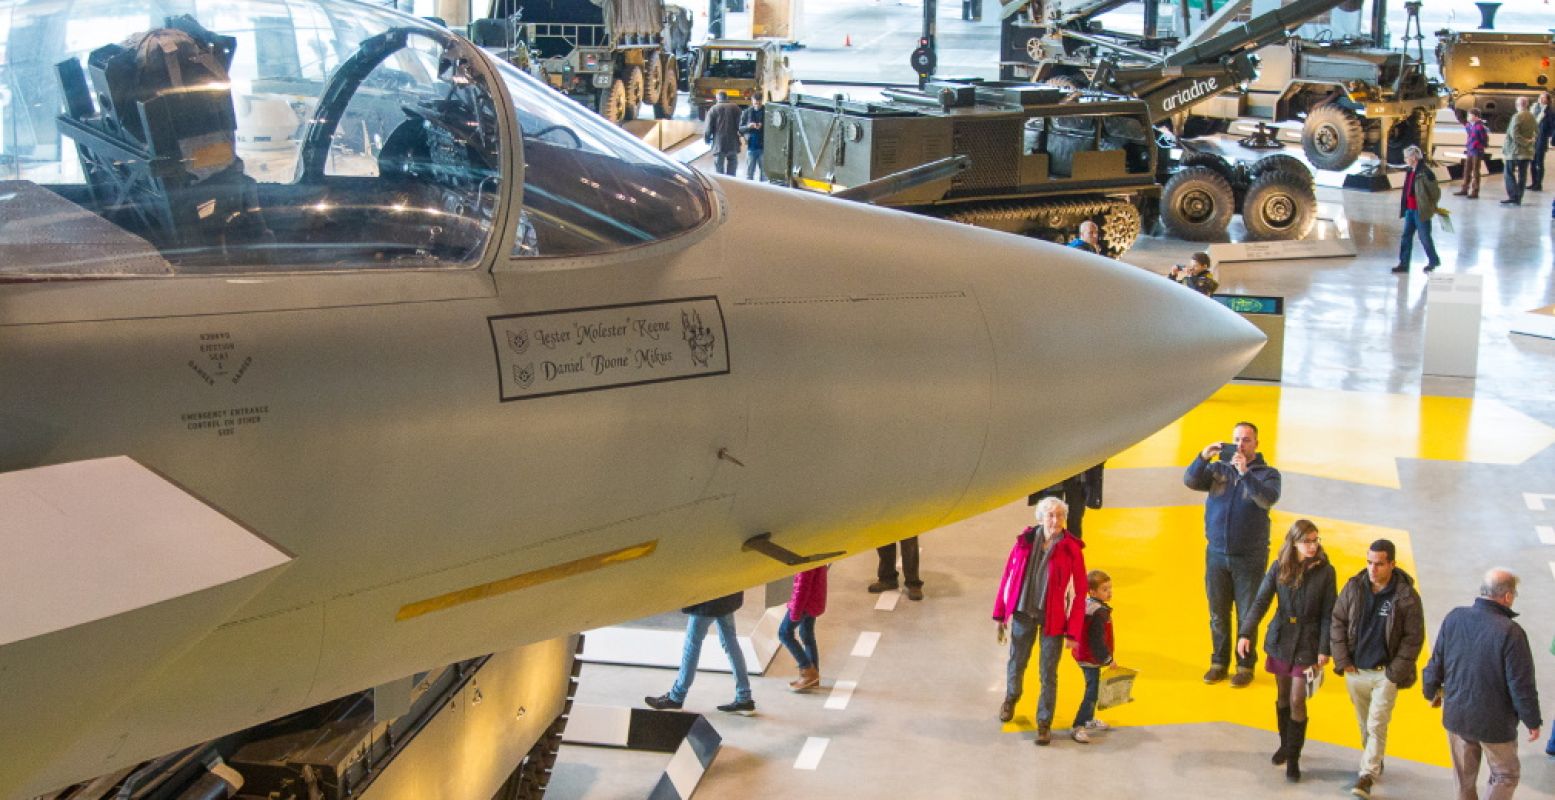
left=1109, top=384, right=1555, bottom=488
left=396, top=540, right=657, bottom=621
left=1002, top=506, right=1452, bottom=768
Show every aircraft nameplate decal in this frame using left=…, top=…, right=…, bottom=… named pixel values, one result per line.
left=488, top=297, right=730, bottom=401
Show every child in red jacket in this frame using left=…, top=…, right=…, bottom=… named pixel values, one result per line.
left=1071, top=569, right=1115, bottom=743
left=782, top=565, right=828, bottom=691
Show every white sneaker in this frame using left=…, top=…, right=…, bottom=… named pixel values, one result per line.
left=1084, top=719, right=1110, bottom=731
left=1071, top=728, right=1092, bottom=744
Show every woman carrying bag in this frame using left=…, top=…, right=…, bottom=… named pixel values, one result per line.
left=1237, top=519, right=1337, bottom=783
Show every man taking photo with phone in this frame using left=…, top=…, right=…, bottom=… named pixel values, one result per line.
left=1185, top=422, right=1282, bottom=689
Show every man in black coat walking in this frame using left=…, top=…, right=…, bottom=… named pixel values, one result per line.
left=1422, top=569, right=1541, bottom=800
left=703, top=91, right=743, bottom=177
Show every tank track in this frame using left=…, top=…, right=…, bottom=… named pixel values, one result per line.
left=938, top=197, right=1142, bottom=256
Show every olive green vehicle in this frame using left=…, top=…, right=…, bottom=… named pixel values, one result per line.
left=691, top=38, right=793, bottom=118
left=1436, top=30, right=1555, bottom=133
left=763, top=81, right=1317, bottom=253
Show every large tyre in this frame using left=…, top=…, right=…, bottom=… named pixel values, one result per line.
left=1251, top=153, right=1314, bottom=187
left=1099, top=202, right=1142, bottom=256
left=654, top=58, right=679, bottom=119
left=643, top=55, right=663, bottom=108
left=1385, top=109, right=1430, bottom=166
left=600, top=79, right=628, bottom=124
left=1302, top=104, right=1365, bottom=172
left=623, top=67, right=645, bottom=121
left=1162, top=166, right=1235, bottom=241
left=1240, top=169, right=1316, bottom=241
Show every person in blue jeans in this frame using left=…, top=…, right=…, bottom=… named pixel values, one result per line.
left=740, top=95, right=765, bottom=181
left=645, top=591, right=755, bottom=714
left=780, top=565, right=828, bottom=691
left=1071, top=570, right=1115, bottom=743
left=1185, top=421, right=1281, bottom=689
left=1392, top=145, right=1441, bottom=274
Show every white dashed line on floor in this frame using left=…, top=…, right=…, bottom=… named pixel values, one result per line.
left=1538, top=525, right=1555, bottom=545
left=851, top=631, right=881, bottom=658
left=825, top=680, right=857, bottom=710
left=874, top=591, right=901, bottom=611
left=794, top=736, right=829, bottom=770
left=1548, top=562, right=1555, bottom=582
left=1524, top=492, right=1555, bottom=511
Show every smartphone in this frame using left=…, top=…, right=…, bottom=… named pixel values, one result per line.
left=1219, top=444, right=1237, bottom=462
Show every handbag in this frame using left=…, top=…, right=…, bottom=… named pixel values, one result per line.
left=1096, top=664, right=1138, bottom=711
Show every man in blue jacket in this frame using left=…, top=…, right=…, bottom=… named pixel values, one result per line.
left=1185, top=421, right=1281, bottom=688
left=1423, top=569, right=1541, bottom=800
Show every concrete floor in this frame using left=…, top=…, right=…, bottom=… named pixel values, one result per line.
left=552, top=5, right=1555, bottom=799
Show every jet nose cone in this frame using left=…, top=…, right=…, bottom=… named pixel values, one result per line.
left=958, top=236, right=1265, bottom=506
left=712, top=178, right=1262, bottom=533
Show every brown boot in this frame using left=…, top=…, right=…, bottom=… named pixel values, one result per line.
left=789, top=666, right=820, bottom=692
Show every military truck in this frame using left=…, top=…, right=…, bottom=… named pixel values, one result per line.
left=763, top=81, right=1317, bottom=253
left=690, top=39, right=794, bottom=118
left=483, top=0, right=688, bottom=122
left=1436, top=30, right=1555, bottom=133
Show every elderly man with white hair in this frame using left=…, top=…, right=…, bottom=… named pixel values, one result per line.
left=1393, top=144, right=1441, bottom=274
left=1422, top=568, right=1542, bottom=800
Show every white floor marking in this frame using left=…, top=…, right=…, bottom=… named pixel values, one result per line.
left=825, top=679, right=858, bottom=710
left=874, top=590, right=901, bottom=611
left=1548, top=562, right=1555, bottom=583
left=1525, top=492, right=1555, bottom=511
left=794, top=736, right=829, bottom=770
left=851, top=631, right=881, bottom=659
left=1538, top=526, right=1555, bottom=545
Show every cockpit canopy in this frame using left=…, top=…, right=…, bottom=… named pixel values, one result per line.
left=0, top=0, right=711, bottom=278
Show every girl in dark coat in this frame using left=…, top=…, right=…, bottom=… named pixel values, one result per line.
left=1237, top=519, right=1336, bottom=783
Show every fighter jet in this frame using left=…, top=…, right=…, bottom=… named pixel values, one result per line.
left=0, top=0, right=1263, bottom=795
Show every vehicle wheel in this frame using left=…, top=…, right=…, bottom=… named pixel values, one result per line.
left=1162, top=166, right=1235, bottom=241
left=1181, top=150, right=1235, bottom=182
left=1302, top=104, right=1364, bottom=171
left=1099, top=202, right=1142, bottom=256
left=600, top=79, right=628, bottom=124
left=1043, top=74, right=1083, bottom=90
left=1385, top=109, right=1429, bottom=166
left=1241, top=169, right=1316, bottom=241
left=1250, top=153, right=1314, bottom=187
left=654, top=58, right=679, bottom=119
left=643, top=55, right=663, bottom=107
left=624, top=67, right=645, bottom=121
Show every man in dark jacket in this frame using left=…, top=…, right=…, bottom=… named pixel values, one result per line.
left=1185, top=421, right=1281, bottom=688
left=740, top=94, right=765, bottom=180
left=703, top=91, right=743, bottom=177
left=1027, top=462, right=1105, bottom=538
left=1422, top=569, right=1540, bottom=800
left=1393, top=145, right=1441, bottom=274
left=1330, top=539, right=1426, bottom=799
left=645, top=590, right=756, bottom=714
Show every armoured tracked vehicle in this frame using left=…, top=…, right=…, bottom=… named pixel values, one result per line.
left=763, top=81, right=1317, bottom=252
left=1436, top=30, right=1555, bottom=133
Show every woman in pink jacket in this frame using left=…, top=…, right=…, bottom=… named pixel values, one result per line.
left=781, top=565, right=828, bottom=691
left=992, top=497, right=1088, bottom=745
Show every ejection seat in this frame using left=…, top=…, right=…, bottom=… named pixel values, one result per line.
left=55, top=15, right=271, bottom=267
